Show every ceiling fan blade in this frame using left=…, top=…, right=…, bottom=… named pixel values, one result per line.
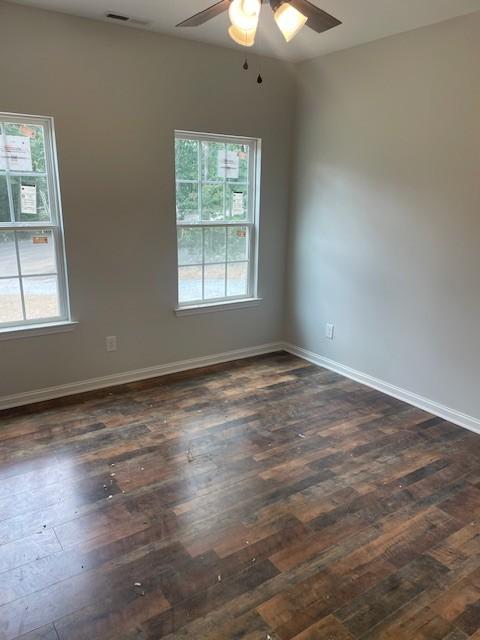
left=288, top=0, right=341, bottom=33
left=176, top=0, right=231, bottom=27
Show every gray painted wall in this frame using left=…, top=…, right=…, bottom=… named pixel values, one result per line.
left=2, top=2, right=480, bottom=422
left=0, top=1, right=295, bottom=397
left=286, top=12, right=480, bottom=418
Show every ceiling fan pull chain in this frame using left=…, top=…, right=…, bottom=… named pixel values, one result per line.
left=257, top=54, right=263, bottom=84
left=240, top=55, right=262, bottom=84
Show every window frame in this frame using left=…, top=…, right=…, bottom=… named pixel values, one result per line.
left=174, top=130, right=261, bottom=311
left=0, top=112, right=71, bottom=330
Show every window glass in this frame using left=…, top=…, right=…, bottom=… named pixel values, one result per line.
left=175, top=132, right=259, bottom=307
left=23, top=275, right=59, bottom=320
left=10, top=176, right=51, bottom=222
left=177, top=228, right=202, bottom=265
left=0, top=278, right=23, bottom=323
left=179, top=266, right=202, bottom=303
left=175, top=138, right=198, bottom=181
left=0, top=114, right=69, bottom=328
left=227, top=262, right=248, bottom=297
left=227, top=226, right=248, bottom=262
left=0, top=232, right=18, bottom=277
left=204, top=227, right=226, bottom=264
left=17, top=230, right=56, bottom=275
left=0, top=175, right=9, bottom=222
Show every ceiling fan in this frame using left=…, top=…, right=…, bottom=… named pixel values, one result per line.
left=176, top=0, right=341, bottom=47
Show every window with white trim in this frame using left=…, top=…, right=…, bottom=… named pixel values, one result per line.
left=0, top=113, right=70, bottom=329
left=175, top=131, right=260, bottom=308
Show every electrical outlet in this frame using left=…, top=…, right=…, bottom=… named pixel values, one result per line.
left=325, top=323, right=335, bottom=340
left=106, top=336, right=117, bottom=352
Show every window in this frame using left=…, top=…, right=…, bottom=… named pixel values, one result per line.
left=0, top=113, right=70, bottom=330
left=175, top=131, right=260, bottom=309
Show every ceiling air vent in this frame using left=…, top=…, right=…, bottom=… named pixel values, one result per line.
left=105, top=12, right=129, bottom=21
left=105, top=12, right=150, bottom=26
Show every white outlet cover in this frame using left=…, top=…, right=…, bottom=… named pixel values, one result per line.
left=325, top=324, right=335, bottom=340
left=106, top=336, right=117, bottom=352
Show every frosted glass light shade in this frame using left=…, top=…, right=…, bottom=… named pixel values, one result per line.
left=229, top=0, right=261, bottom=32
left=228, top=24, right=257, bottom=47
left=274, top=2, right=308, bottom=42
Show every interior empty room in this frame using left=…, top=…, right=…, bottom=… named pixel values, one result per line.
left=1, top=0, right=480, bottom=638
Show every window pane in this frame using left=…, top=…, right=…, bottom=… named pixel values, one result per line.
left=201, top=183, right=224, bottom=221
left=227, top=227, right=248, bottom=262
left=10, top=176, right=51, bottom=222
left=175, top=134, right=257, bottom=308
left=0, top=174, right=10, bottom=222
left=0, top=231, right=18, bottom=277
left=17, top=230, right=56, bottom=275
left=176, top=183, right=198, bottom=223
left=177, top=228, right=202, bottom=266
left=201, top=141, right=225, bottom=182
left=175, top=139, right=198, bottom=181
left=226, top=143, right=249, bottom=183
left=227, top=262, right=248, bottom=297
left=204, top=263, right=225, bottom=299
left=0, top=278, right=23, bottom=323
left=227, top=184, right=248, bottom=221
left=0, top=114, right=70, bottom=328
left=204, top=227, right=226, bottom=264
left=179, top=266, right=202, bottom=303
left=3, top=122, right=46, bottom=173
left=23, top=275, right=59, bottom=320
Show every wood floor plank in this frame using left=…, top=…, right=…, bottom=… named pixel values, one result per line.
left=0, top=352, right=478, bottom=639
left=0, top=530, right=62, bottom=575
left=291, top=614, right=354, bottom=640
left=13, top=625, right=59, bottom=640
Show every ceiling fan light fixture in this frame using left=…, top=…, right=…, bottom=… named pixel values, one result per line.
left=228, top=23, right=257, bottom=47
left=228, top=0, right=261, bottom=32
left=274, top=2, right=308, bottom=42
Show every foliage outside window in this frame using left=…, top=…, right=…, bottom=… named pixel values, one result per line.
left=175, top=131, right=260, bottom=306
left=0, top=113, right=70, bottom=329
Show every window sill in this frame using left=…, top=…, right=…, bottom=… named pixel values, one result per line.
left=175, top=297, right=262, bottom=317
left=0, top=320, right=78, bottom=341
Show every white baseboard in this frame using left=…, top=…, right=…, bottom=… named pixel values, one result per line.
left=0, top=342, right=283, bottom=411
left=283, top=342, right=480, bottom=436
left=4, top=340, right=480, bottom=438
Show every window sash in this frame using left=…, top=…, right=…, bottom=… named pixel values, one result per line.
left=175, top=131, right=256, bottom=225
left=0, top=113, right=70, bottom=328
left=177, top=223, right=255, bottom=304
left=175, top=131, right=259, bottom=307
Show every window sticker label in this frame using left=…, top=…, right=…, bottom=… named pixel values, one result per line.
left=32, top=235, right=48, bottom=244
left=20, top=125, right=36, bottom=139
left=21, top=184, right=37, bottom=215
left=217, top=150, right=239, bottom=179
left=232, top=191, right=244, bottom=216
left=0, top=135, right=33, bottom=171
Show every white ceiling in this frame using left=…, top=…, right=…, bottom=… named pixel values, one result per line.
left=8, top=0, right=480, bottom=61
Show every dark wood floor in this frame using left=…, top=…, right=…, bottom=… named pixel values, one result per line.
left=0, top=352, right=479, bottom=640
